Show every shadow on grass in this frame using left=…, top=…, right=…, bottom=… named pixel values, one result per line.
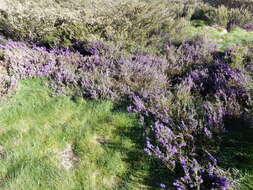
left=103, top=104, right=174, bottom=189
left=219, top=117, right=253, bottom=189
left=220, top=118, right=253, bottom=170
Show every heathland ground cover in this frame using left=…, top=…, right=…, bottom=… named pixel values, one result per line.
left=0, top=0, right=253, bottom=189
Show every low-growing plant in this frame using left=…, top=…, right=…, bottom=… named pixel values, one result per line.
left=206, top=5, right=230, bottom=27
left=228, top=8, right=253, bottom=30
left=165, top=35, right=216, bottom=77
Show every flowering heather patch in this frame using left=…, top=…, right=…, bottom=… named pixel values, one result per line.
left=116, top=54, right=169, bottom=98
left=1, top=0, right=253, bottom=189
left=127, top=44, right=252, bottom=189
left=0, top=39, right=252, bottom=189
left=189, top=62, right=251, bottom=114
left=166, top=37, right=218, bottom=78
left=1, top=41, right=57, bottom=79
left=128, top=88, right=234, bottom=189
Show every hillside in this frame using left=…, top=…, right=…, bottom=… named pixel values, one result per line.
left=0, top=0, right=253, bottom=189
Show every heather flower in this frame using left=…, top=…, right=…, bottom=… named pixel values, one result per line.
left=160, top=183, right=166, bottom=188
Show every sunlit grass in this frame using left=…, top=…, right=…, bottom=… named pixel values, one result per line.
left=192, top=22, right=253, bottom=50
left=0, top=79, right=161, bottom=190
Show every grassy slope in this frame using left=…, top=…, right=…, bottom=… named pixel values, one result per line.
left=0, top=79, right=163, bottom=190
left=191, top=21, right=253, bottom=50
left=205, top=27, right=253, bottom=50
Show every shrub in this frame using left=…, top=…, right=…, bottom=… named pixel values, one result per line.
left=228, top=8, right=253, bottom=29
left=128, top=39, right=252, bottom=189
left=89, top=1, right=195, bottom=54
left=165, top=36, right=217, bottom=78
left=206, top=5, right=230, bottom=27
left=0, top=11, right=93, bottom=48
left=0, top=1, right=249, bottom=189
left=191, top=3, right=211, bottom=21
left=0, top=74, right=17, bottom=97
left=193, top=4, right=253, bottom=30
left=39, top=20, right=91, bottom=48
left=116, top=54, right=168, bottom=97
left=0, top=59, right=17, bottom=96
left=0, top=1, right=198, bottom=54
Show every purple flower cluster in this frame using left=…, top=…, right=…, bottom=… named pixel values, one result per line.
left=189, top=61, right=252, bottom=134
left=190, top=63, right=250, bottom=99
left=166, top=37, right=218, bottom=77
left=129, top=91, right=234, bottom=189
left=127, top=44, right=252, bottom=189
left=2, top=41, right=57, bottom=79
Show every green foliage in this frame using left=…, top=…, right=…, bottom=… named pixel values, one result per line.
left=206, top=5, right=230, bottom=27
left=219, top=118, right=253, bottom=190
left=192, top=3, right=253, bottom=29
left=230, top=46, right=248, bottom=71
left=40, top=21, right=90, bottom=48
left=90, top=1, right=196, bottom=54
left=0, top=0, right=252, bottom=189
left=0, top=11, right=93, bottom=48
left=229, top=8, right=253, bottom=28
left=0, top=0, right=199, bottom=53
left=0, top=0, right=252, bottom=53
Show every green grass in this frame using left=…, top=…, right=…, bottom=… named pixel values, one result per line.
left=0, top=78, right=164, bottom=190
left=191, top=20, right=253, bottom=50
left=220, top=119, right=253, bottom=190
left=209, top=28, right=253, bottom=50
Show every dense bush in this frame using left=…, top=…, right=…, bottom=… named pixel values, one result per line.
left=192, top=4, right=253, bottom=29
left=0, top=0, right=200, bottom=54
